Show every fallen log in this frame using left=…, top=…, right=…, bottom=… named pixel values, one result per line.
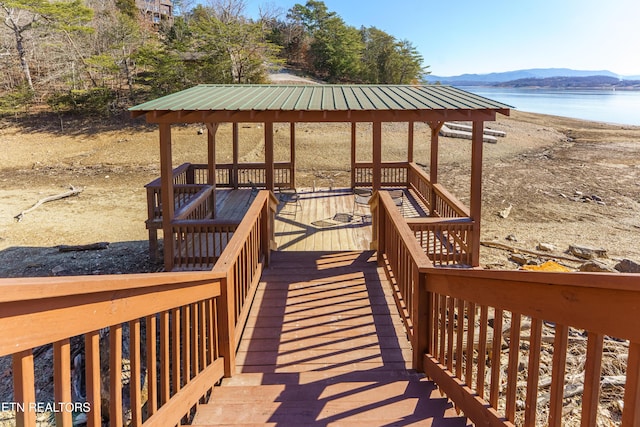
left=481, top=240, right=584, bottom=263
left=14, top=186, right=84, bottom=222
left=58, top=242, right=109, bottom=252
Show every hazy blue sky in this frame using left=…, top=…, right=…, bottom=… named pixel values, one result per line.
left=242, top=0, right=640, bottom=77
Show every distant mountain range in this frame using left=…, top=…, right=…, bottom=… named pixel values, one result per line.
left=424, top=68, right=640, bottom=86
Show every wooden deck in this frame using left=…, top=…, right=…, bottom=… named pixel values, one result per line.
left=191, top=251, right=468, bottom=426
left=215, top=187, right=428, bottom=252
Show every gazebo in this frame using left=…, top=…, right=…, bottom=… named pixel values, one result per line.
left=130, top=84, right=511, bottom=271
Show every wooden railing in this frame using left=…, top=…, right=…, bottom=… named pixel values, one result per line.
left=1, top=271, right=227, bottom=427
left=172, top=220, right=239, bottom=270
left=198, top=163, right=293, bottom=189
left=354, top=162, right=408, bottom=187
left=0, top=191, right=276, bottom=426
left=210, top=191, right=277, bottom=350
left=407, top=163, right=469, bottom=217
left=407, top=217, right=474, bottom=267
left=373, top=190, right=640, bottom=426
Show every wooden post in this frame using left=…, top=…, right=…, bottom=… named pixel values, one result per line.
left=261, top=195, right=271, bottom=267
left=264, top=122, right=274, bottom=191
left=408, top=121, right=414, bottom=163
left=219, top=276, right=236, bottom=377
left=373, top=121, right=382, bottom=190
left=207, top=123, right=217, bottom=218
left=232, top=123, right=239, bottom=189
left=290, top=122, right=296, bottom=188
left=375, top=196, right=386, bottom=266
left=351, top=122, right=356, bottom=188
left=428, top=121, right=443, bottom=216
left=470, top=121, right=484, bottom=267
left=159, top=123, right=175, bottom=271
left=412, top=270, right=430, bottom=372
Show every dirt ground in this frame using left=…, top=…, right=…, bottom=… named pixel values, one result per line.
left=0, top=109, right=639, bottom=277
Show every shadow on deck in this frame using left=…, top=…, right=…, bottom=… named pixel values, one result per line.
left=191, top=251, right=468, bottom=426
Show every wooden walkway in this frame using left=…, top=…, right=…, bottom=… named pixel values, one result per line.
left=191, top=251, right=468, bottom=426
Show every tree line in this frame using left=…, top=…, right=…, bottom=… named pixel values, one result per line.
left=0, top=0, right=428, bottom=116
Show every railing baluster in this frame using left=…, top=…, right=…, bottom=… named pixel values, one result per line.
left=191, top=303, right=199, bottom=376
left=489, top=308, right=503, bottom=409
left=129, top=319, right=142, bottom=426
left=199, top=300, right=207, bottom=372
left=439, top=294, right=446, bottom=363
left=12, top=349, right=36, bottom=427
left=476, top=305, right=488, bottom=399
left=171, top=307, right=181, bottom=392
left=160, top=311, right=170, bottom=405
left=622, top=342, right=640, bottom=426
left=465, top=302, right=476, bottom=387
left=109, top=323, right=123, bottom=427
left=145, top=315, right=158, bottom=416
left=549, top=324, right=569, bottom=427
left=525, top=317, right=543, bottom=425
left=581, top=332, right=604, bottom=427
left=446, top=297, right=455, bottom=372
left=181, top=305, right=190, bottom=385
left=455, top=298, right=465, bottom=379
left=85, top=330, right=102, bottom=427
left=431, top=292, right=440, bottom=356
left=505, top=312, right=521, bottom=421
left=54, top=338, right=72, bottom=426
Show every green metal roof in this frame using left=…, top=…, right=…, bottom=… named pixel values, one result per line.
left=130, top=84, right=511, bottom=113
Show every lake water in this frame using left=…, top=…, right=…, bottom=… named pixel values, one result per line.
left=459, top=87, right=640, bottom=126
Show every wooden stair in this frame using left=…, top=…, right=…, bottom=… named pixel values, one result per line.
left=191, top=251, right=468, bottom=426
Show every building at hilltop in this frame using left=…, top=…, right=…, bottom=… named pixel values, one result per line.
left=136, top=0, right=173, bottom=24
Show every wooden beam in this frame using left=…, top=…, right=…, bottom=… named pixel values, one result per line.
left=372, top=122, right=382, bottom=190
left=159, top=123, right=174, bottom=271
left=264, top=122, right=274, bottom=190
left=142, top=108, right=499, bottom=125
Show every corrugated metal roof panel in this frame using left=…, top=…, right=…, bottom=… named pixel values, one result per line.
left=129, top=84, right=513, bottom=113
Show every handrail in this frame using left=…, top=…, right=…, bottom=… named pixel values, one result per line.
left=407, top=163, right=470, bottom=217
left=211, top=190, right=278, bottom=374
left=353, top=162, right=409, bottom=187
left=372, top=191, right=432, bottom=368
left=0, top=190, right=277, bottom=426
left=173, top=185, right=214, bottom=220
left=407, top=217, right=474, bottom=266
left=375, top=189, right=640, bottom=426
